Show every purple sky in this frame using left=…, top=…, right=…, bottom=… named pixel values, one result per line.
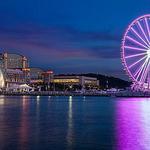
left=0, top=0, right=150, bottom=80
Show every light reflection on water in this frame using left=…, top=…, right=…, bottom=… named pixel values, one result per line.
left=116, top=98, right=150, bottom=150
left=0, top=96, right=4, bottom=105
left=19, top=96, right=29, bottom=150
left=67, top=96, right=73, bottom=149
left=0, top=96, right=150, bottom=149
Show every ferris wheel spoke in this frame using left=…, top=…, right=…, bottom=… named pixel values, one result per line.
left=134, top=57, right=148, bottom=79
left=139, top=59, right=149, bottom=83
left=125, top=52, right=146, bottom=59
left=145, top=18, right=150, bottom=41
left=140, top=60, right=150, bottom=83
left=137, top=21, right=150, bottom=44
left=131, top=27, right=149, bottom=47
left=146, top=65, right=150, bottom=83
left=136, top=58, right=149, bottom=82
left=143, top=59, right=150, bottom=82
left=135, top=62, right=146, bottom=81
left=126, top=36, right=148, bottom=49
left=142, top=64, right=149, bottom=83
left=124, top=46, right=147, bottom=52
left=128, top=55, right=147, bottom=69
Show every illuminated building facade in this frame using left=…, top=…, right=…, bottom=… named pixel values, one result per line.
left=0, top=51, right=99, bottom=92
left=0, top=69, right=5, bottom=89
left=30, top=68, right=44, bottom=84
left=30, top=68, right=54, bottom=91
left=42, top=70, right=54, bottom=84
left=53, top=75, right=99, bottom=87
left=0, top=52, right=30, bottom=90
left=42, top=70, right=54, bottom=90
left=3, top=52, right=29, bottom=69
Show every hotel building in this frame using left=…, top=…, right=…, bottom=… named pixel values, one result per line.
left=0, top=52, right=30, bottom=91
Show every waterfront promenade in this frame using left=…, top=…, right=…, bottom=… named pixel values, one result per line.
left=1, top=90, right=150, bottom=97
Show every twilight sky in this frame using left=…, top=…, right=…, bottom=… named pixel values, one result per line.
left=0, top=0, right=150, bottom=79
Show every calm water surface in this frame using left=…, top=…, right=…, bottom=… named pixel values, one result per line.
left=0, top=96, right=150, bottom=150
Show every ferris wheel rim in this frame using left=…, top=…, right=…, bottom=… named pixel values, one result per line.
left=121, top=14, right=150, bottom=85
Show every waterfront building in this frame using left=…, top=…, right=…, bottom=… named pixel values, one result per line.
left=5, top=69, right=26, bottom=86
left=0, top=51, right=55, bottom=92
left=0, top=52, right=30, bottom=91
left=30, top=68, right=44, bottom=84
left=29, top=67, right=44, bottom=91
left=53, top=75, right=99, bottom=90
left=3, top=52, right=29, bottom=69
left=0, top=51, right=100, bottom=92
left=42, top=70, right=54, bottom=83
left=30, top=68, right=54, bottom=91
left=42, top=70, right=54, bottom=90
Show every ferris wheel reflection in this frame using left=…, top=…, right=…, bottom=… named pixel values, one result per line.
left=116, top=98, right=150, bottom=150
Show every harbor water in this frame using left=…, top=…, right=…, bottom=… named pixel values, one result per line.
left=0, top=96, right=149, bottom=150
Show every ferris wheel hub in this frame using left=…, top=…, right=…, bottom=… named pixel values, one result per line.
left=147, top=49, right=150, bottom=58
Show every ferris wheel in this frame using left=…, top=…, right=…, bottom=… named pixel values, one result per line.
left=121, top=14, right=150, bottom=90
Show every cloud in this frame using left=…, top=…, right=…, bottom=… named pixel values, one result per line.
left=85, top=45, right=120, bottom=59
left=0, top=25, right=121, bottom=59
left=0, top=24, right=123, bottom=78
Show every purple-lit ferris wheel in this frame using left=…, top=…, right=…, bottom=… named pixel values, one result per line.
left=121, top=14, right=150, bottom=90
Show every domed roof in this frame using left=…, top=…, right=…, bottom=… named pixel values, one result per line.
left=0, top=69, right=4, bottom=88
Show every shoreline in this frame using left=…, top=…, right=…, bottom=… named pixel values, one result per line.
left=1, top=92, right=150, bottom=97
